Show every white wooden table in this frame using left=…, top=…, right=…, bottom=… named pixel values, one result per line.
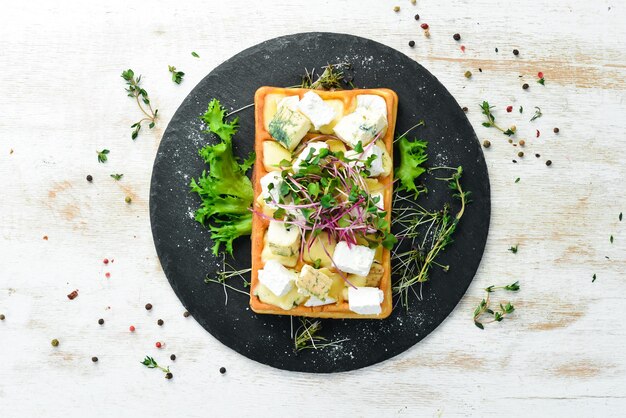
left=2, top=0, right=625, bottom=416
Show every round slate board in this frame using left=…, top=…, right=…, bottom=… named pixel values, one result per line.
left=150, top=32, right=490, bottom=373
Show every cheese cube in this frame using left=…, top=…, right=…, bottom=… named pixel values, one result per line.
left=292, top=141, right=329, bottom=172
left=348, top=287, right=384, bottom=315
left=304, top=295, right=337, bottom=307
left=277, top=96, right=299, bottom=111
left=259, top=171, right=283, bottom=207
left=345, top=143, right=385, bottom=177
left=255, top=283, right=305, bottom=310
left=356, top=94, right=387, bottom=118
left=261, top=236, right=297, bottom=267
left=333, top=108, right=388, bottom=148
left=268, top=106, right=311, bottom=151
left=267, top=221, right=301, bottom=257
left=296, top=265, right=333, bottom=300
left=257, top=259, right=296, bottom=297
left=333, top=241, right=375, bottom=277
left=297, top=91, right=336, bottom=130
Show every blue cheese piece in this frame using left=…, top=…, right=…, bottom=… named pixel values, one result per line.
left=297, top=91, right=336, bottom=130
left=268, top=103, right=311, bottom=151
left=333, top=241, right=375, bottom=277
left=356, top=94, right=387, bottom=118
left=257, top=259, right=296, bottom=297
left=277, top=96, right=299, bottom=111
left=267, top=221, right=301, bottom=257
left=344, top=143, right=385, bottom=177
left=304, top=295, right=337, bottom=307
left=296, top=265, right=333, bottom=300
left=348, top=287, right=384, bottom=315
left=292, top=141, right=329, bottom=172
left=333, top=108, right=388, bottom=148
left=259, top=171, right=283, bottom=207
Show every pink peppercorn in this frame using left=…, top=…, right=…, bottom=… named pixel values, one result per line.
left=506, top=106, right=513, bottom=112
left=420, top=23, right=429, bottom=29
left=129, top=325, right=135, bottom=332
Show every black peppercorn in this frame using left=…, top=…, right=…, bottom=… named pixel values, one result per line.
left=553, top=127, right=560, bottom=133
left=51, top=339, right=59, bottom=347
left=92, top=356, right=98, bottom=363
left=0, top=314, right=5, bottom=320
left=414, top=13, right=420, bottom=20
left=145, top=303, right=152, bottom=311
left=518, top=151, right=524, bottom=157
left=183, top=311, right=190, bottom=318
left=165, top=372, right=173, bottom=379
left=513, top=49, right=519, bottom=56
left=495, top=47, right=499, bottom=53
left=157, top=319, right=164, bottom=326
left=462, top=106, right=468, bottom=112
left=535, top=154, right=541, bottom=158
left=522, top=83, right=529, bottom=90
left=546, top=160, right=552, bottom=166
left=482, top=140, right=491, bottom=148
left=86, top=175, right=93, bottom=182
left=453, top=33, right=461, bottom=41
left=512, top=160, right=517, bottom=163
left=408, top=40, right=415, bottom=47
left=170, top=354, right=176, bottom=361
left=219, top=367, right=226, bottom=374
left=98, top=318, right=104, bottom=325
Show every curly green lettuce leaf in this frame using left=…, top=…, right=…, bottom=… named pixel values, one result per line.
left=395, top=137, right=428, bottom=196
left=191, top=99, right=254, bottom=255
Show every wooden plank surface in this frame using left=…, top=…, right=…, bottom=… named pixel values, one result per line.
left=1, top=0, right=625, bottom=416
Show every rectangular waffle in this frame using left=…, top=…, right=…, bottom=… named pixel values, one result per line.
left=250, top=87, right=398, bottom=319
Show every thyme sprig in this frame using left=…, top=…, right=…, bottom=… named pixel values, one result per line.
left=392, top=166, right=470, bottom=308
left=204, top=254, right=251, bottom=305
left=141, top=356, right=172, bottom=378
left=121, top=69, right=159, bottom=140
left=473, top=281, right=520, bottom=329
left=293, top=318, right=348, bottom=352
left=480, top=101, right=515, bottom=136
left=299, top=62, right=355, bottom=90
left=97, top=149, right=109, bottom=163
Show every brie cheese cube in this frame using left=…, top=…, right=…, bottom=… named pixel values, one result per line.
left=293, top=141, right=329, bottom=172
left=268, top=106, right=311, bottom=151
left=267, top=221, right=301, bottom=257
left=304, top=295, right=337, bottom=307
left=257, top=259, right=296, bottom=297
left=333, top=108, right=388, bottom=148
left=371, top=192, right=384, bottom=211
left=356, top=94, right=387, bottom=118
left=297, top=91, right=336, bottom=130
left=259, top=171, right=283, bottom=207
left=296, top=265, right=333, bottom=300
left=333, top=241, right=375, bottom=277
left=348, top=287, right=384, bottom=315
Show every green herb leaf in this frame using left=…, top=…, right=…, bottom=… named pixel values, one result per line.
left=592, top=273, right=597, bottom=283
left=530, top=106, right=543, bottom=122
left=97, top=149, right=109, bottom=163
left=508, top=244, right=518, bottom=253
left=354, top=141, right=364, bottom=153
left=191, top=51, right=200, bottom=58
left=199, top=99, right=239, bottom=142
left=515, top=177, right=520, bottom=183
left=168, top=65, right=185, bottom=84
left=121, top=69, right=158, bottom=140
left=110, top=174, right=123, bottom=180
left=610, top=235, right=614, bottom=243
left=519, top=106, right=523, bottom=114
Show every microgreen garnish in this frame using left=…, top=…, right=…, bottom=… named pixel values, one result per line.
left=110, top=174, right=123, bottom=180
left=473, top=281, right=519, bottom=329
left=592, top=274, right=597, bottom=282
left=190, top=99, right=254, bottom=255
left=392, top=166, right=470, bottom=308
left=293, top=318, right=348, bottom=352
left=480, top=101, right=515, bottom=136
left=298, top=62, right=355, bottom=90
left=509, top=244, right=518, bottom=253
left=191, top=51, right=199, bottom=58
left=515, top=177, right=520, bottom=183
left=141, top=356, right=172, bottom=378
left=168, top=65, right=185, bottom=84
left=205, top=254, right=251, bottom=305
left=97, top=149, right=109, bottom=163
left=530, top=106, right=543, bottom=122
left=121, top=69, right=158, bottom=140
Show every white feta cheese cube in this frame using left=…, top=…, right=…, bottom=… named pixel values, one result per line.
left=259, top=171, right=283, bottom=207
left=304, top=295, right=337, bottom=307
left=257, top=259, right=296, bottom=297
left=267, top=221, right=301, bottom=257
left=292, top=141, right=329, bottom=172
left=348, top=287, right=384, bottom=315
left=297, top=91, right=336, bottom=130
left=356, top=94, right=387, bottom=118
left=333, top=108, right=388, bottom=148
left=333, top=241, right=375, bottom=277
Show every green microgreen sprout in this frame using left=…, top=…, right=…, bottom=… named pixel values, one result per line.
left=97, top=149, right=109, bottom=163
left=293, top=318, right=348, bottom=352
left=168, top=65, right=185, bottom=84
left=508, top=244, right=518, bottom=253
left=140, top=356, right=172, bottom=379
left=204, top=254, right=251, bottom=305
left=121, top=69, right=158, bottom=140
left=473, top=281, right=520, bottom=329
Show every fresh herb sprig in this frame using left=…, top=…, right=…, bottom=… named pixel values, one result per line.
left=530, top=106, right=543, bottom=122
left=110, top=173, right=123, bottom=180
left=97, top=149, right=109, bottom=163
left=140, top=356, right=172, bottom=379
left=293, top=318, right=348, bottom=352
left=121, top=69, right=159, bottom=140
left=205, top=254, right=251, bottom=305
left=168, top=66, right=185, bottom=84
left=299, top=62, right=355, bottom=90
left=480, top=101, right=515, bottom=136
left=473, top=281, right=520, bottom=329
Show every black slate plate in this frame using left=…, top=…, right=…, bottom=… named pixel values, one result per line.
left=150, top=32, right=490, bottom=373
